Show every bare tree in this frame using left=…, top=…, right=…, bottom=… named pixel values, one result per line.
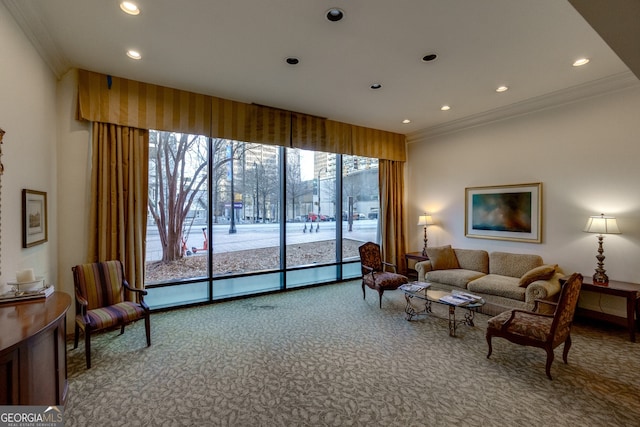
left=148, top=133, right=246, bottom=262
left=285, top=151, right=308, bottom=219
left=148, top=132, right=208, bottom=262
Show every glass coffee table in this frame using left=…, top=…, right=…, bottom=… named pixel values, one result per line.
left=401, top=282, right=485, bottom=337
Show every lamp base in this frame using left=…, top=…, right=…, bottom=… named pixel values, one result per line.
left=421, top=226, right=428, bottom=257
left=592, top=272, right=609, bottom=286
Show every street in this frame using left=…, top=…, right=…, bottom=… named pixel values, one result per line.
left=145, top=220, right=378, bottom=261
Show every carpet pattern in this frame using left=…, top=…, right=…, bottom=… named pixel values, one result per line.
left=65, top=281, right=640, bottom=426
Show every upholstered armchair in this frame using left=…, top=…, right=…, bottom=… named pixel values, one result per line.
left=359, top=242, right=408, bottom=308
left=486, top=272, right=583, bottom=379
left=72, top=260, right=151, bottom=368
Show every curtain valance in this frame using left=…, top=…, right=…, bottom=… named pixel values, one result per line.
left=77, top=69, right=406, bottom=161
left=78, top=69, right=212, bottom=136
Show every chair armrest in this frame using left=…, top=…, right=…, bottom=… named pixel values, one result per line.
left=74, top=289, right=88, bottom=307
left=73, top=289, right=91, bottom=323
left=382, top=261, right=398, bottom=273
left=362, top=265, right=374, bottom=274
left=123, top=280, right=148, bottom=295
left=499, top=309, right=553, bottom=331
left=533, top=299, right=558, bottom=313
left=123, top=280, right=148, bottom=307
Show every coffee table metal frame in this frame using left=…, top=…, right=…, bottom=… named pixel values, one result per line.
left=403, top=288, right=485, bottom=337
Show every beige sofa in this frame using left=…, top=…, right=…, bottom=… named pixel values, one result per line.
left=414, top=246, right=562, bottom=315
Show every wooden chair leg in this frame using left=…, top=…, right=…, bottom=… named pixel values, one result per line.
left=74, top=323, right=80, bottom=349
left=145, top=314, right=151, bottom=347
left=85, top=328, right=92, bottom=369
left=545, top=347, right=555, bottom=380
left=378, top=289, right=384, bottom=308
left=120, top=324, right=126, bottom=335
left=486, top=332, right=493, bottom=358
left=361, top=280, right=366, bottom=300
left=562, top=335, right=572, bottom=364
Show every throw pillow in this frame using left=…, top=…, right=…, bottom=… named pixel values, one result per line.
left=426, top=245, right=460, bottom=270
left=519, top=264, right=557, bottom=287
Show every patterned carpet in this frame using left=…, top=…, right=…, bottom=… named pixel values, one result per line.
left=65, top=281, right=640, bottom=426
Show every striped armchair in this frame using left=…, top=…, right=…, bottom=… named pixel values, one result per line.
left=72, top=260, right=151, bottom=368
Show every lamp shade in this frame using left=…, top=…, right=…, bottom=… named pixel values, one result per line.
left=418, top=214, right=434, bottom=226
left=584, top=214, right=620, bottom=234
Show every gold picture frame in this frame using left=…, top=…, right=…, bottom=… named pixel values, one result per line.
left=465, top=183, right=542, bottom=243
left=22, top=189, right=48, bottom=248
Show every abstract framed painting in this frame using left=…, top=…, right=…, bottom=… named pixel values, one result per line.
left=22, top=189, right=48, bottom=248
left=465, top=183, right=542, bottom=243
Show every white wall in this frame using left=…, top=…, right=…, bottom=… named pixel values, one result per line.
left=56, top=69, right=91, bottom=308
left=0, top=3, right=57, bottom=291
left=407, top=84, right=640, bottom=315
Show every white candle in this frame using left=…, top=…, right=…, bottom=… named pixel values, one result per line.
left=16, top=268, right=36, bottom=283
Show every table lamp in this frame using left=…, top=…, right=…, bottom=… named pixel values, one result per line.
left=418, top=213, right=434, bottom=256
left=583, top=213, right=620, bottom=286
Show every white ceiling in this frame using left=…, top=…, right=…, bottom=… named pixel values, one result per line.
left=3, top=0, right=635, bottom=136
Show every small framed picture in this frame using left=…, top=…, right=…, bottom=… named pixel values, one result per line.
left=22, top=189, right=48, bottom=248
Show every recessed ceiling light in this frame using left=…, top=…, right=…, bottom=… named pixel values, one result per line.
left=120, top=1, right=140, bottom=15
left=326, top=8, right=344, bottom=22
left=422, top=53, right=438, bottom=62
left=286, top=57, right=299, bottom=65
left=440, top=105, right=451, bottom=111
left=402, top=119, right=411, bottom=124
left=573, top=58, right=590, bottom=67
left=370, top=83, right=382, bottom=90
left=496, top=86, right=509, bottom=93
left=126, top=50, right=141, bottom=60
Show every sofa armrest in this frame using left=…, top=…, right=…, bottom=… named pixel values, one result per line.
left=415, top=261, right=433, bottom=281
left=525, top=272, right=562, bottom=304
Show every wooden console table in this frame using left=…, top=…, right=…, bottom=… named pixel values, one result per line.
left=0, top=292, right=71, bottom=405
left=405, top=252, right=429, bottom=280
left=572, top=278, right=640, bottom=342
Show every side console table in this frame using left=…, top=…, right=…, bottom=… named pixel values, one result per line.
left=570, top=277, right=640, bottom=342
left=405, top=252, right=429, bottom=281
left=0, top=292, right=71, bottom=405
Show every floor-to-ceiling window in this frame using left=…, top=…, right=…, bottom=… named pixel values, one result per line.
left=145, top=131, right=379, bottom=309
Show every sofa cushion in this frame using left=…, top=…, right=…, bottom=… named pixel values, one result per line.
left=489, top=252, right=543, bottom=278
left=519, top=264, right=557, bottom=287
left=467, top=274, right=526, bottom=301
left=426, top=269, right=486, bottom=288
left=453, top=249, right=489, bottom=273
left=426, top=245, right=460, bottom=270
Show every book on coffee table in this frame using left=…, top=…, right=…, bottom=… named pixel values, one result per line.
left=399, top=282, right=431, bottom=292
left=451, top=291, right=481, bottom=302
left=439, top=294, right=473, bottom=306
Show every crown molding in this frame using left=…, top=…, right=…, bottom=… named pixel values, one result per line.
left=3, top=0, right=70, bottom=78
left=407, top=71, right=640, bottom=144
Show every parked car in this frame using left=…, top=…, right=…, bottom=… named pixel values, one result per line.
left=307, top=213, right=328, bottom=222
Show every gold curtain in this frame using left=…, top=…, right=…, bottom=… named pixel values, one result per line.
left=88, top=122, right=149, bottom=292
left=77, top=69, right=212, bottom=136
left=211, top=96, right=249, bottom=141
left=379, top=159, right=407, bottom=272
left=244, top=104, right=291, bottom=146
left=291, top=112, right=329, bottom=152
left=350, top=124, right=406, bottom=161
left=77, top=69, right=406, bottom=160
